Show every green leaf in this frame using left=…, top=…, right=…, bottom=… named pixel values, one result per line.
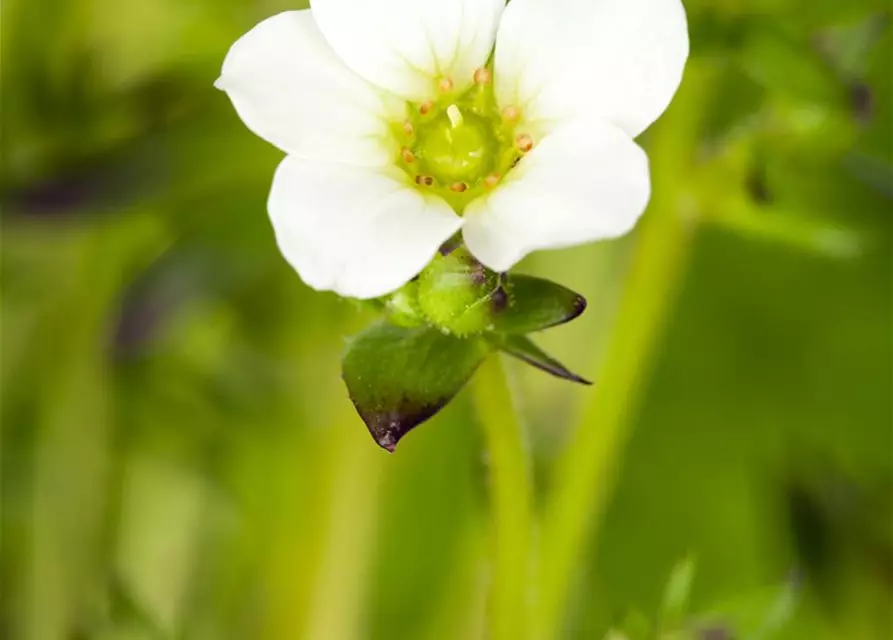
left=342, top=322, right=490, bottom=451
left=611, top=609, right=653, bottom=640
left=694, top=580, right=799, bottom=640
left=715, top=199, right=862, bottom=260
left=660, top=555, right=697, bottom=633
left=491, top=274, right=587, bottom=335
left=497, top=335, right=590, bottom=385
left=737, top=27, right=845, bottom=105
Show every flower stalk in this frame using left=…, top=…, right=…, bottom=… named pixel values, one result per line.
left=534, top=62, right=717, bottom=639
left=471, top=354, right=533, bottom=640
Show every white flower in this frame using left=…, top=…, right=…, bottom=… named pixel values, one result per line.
left=216, top=0, right=689, bottom=299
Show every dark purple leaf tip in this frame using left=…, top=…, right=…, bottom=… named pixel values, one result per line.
left=353, top=402, right=446, bottom=452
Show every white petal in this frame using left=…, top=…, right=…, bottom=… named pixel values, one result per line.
left=462, top=119, right=650, bottom=272
left=217, top=11, right=401, bottom=166
left=494, top=0, right=689, bottom=138
left=269, top=157, right=462, bottom=299
left=309, top=0, right=504, bottom=101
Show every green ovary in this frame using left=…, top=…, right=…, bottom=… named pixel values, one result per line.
left=416, top=110, right=494, bottom=184
left=394, top=72, right=528, bottom=213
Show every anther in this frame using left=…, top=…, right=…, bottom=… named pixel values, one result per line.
left=415, top=175, right=435, bottom=187
left=449, top=182, right=468, bottom=193
left=401, top=148, right=415, bottom=163
left=403, top=121, right=414, bottom=136
left=516, top=134, right=534, bottom=153
left=502, top=105, right=522, bottom=123
left=419, top=100, right=434, bottom=116
left=473, top=68, right=492, bottom=85
left=438, top=77, right=454, bottom=94
left=484, top=173, right=501, bottom=189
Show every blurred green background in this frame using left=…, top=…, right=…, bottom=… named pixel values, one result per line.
left=2, top=1, right=891, bottom=639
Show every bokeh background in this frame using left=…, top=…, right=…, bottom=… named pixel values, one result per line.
left=2, top=1, right=891, bottom=639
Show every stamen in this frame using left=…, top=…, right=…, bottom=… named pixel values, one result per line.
left=516, top=134, right=534, bottom=153
left=401, top=148, right=415, bottom=163
left=502, top=105, right=522, bottom=123
left=446, top=104, right=463, bottom=129
left=403, top=121, right=414, bottom=136
left=438, top=77, right=454, bottom=94
left=449, top=182, right=468, bottom=193
left=473, top=68, right=492, bottom=85
left=484, top=173, right=501, bottom=189
left=415, top=175, right=435, bottom=187
left=419, top=100, right=434, bottom=116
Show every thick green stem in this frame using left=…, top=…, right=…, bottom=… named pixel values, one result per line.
left=534, top=63, right=716, bottom=639
left=472, top=353, right=534, bottom=640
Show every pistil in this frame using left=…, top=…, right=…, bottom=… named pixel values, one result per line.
left=397, top=68, right=529, bottom=211
left=446, top=104, right=464, bottom=129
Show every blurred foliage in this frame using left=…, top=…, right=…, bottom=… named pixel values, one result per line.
left=2, top=1, right=891, bottom=639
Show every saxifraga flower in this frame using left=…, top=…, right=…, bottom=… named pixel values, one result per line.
left=216, top=0, right=689, bottom=300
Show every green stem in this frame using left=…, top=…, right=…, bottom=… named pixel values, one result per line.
left=534, top=62, right=717, bottom=639
left=302, top=420, right=386, bottom=640
left=472, top=353, right=534, bottom=640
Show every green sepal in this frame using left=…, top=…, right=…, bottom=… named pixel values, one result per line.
left=492, top=275, right=587, bottom=335
left=342, top=322, right=490, bottom=451
left=496, top=334, right=591, bottom=386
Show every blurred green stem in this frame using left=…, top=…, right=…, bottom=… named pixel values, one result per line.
left=21, top=216, right=167, bottom=640
left=534, top=62, right=716, bottom=639
left=302, top=419, right=385, bottom=640
left=472, top=353, right=533, bottom=640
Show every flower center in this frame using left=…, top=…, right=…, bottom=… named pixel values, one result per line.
left=416, top=105, right=493, bottom=184
left=394, top=70, right=533, bottom=213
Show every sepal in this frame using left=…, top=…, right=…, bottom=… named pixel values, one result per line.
left=491, top=275, right=587, bottom=335
left=496, top=334, right=591, bottom=385
left=342, top=322, right=490, bottom=450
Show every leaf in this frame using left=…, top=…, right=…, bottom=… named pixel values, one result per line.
left=694, top=578, right=800, bottom=640
left=660, top=555, right=697, bottom=633
left=342, top=322, right=490, bottom=451
left=612, top=609, right=653, bottom=640
left=715, top=199, right=862, bottom=260
left=497, top=335, right=591, bottom=385
left=491, top=274, right=588, bottom=334
left=737, top=27, right=845, bottom=104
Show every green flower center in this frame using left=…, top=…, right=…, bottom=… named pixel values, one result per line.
left=416, top=106, right=494, bottom=184
left=393, top=70, right=531, bottom=213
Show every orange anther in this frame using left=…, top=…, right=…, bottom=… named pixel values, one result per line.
left=502, top=105, right=522, bottom=123
left=473, top=68, right=492, bottom=85
left=516, top=134, right=534, bottom=153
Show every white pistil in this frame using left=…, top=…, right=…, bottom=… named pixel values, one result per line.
left=446, top=104, right=463, bottom=129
